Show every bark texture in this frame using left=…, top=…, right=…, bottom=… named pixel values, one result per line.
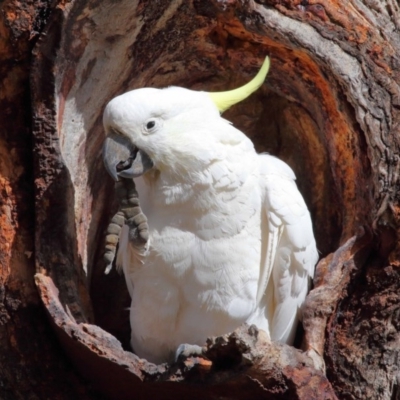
left=1, top=0, right=400, bottom=399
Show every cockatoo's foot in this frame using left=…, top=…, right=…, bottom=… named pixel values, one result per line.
left=175, top=343, right=204, bottom=361
left=104, top=178, right=149, bottom=274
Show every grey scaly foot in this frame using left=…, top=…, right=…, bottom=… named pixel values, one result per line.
left=104, top=178, right=149, bottom=274
left=175, top=343, right=204, bottom=361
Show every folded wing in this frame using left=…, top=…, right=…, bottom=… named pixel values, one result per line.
left=258, top=155, right=318, bottom=344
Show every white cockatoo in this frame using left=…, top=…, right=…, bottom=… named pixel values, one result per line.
left=102, top=57, right=318, bottom=364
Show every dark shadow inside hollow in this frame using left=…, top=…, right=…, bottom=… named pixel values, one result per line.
left=86, top=140, right=133, bottom=349
left=88, top=80, right=342, bottom=352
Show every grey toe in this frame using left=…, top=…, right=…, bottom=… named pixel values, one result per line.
left=175, top=343, right=204, bottom=361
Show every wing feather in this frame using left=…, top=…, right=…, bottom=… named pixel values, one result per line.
left=258, top=155, right=318, bottom=344
left=256, top=215, right=282, bottom=305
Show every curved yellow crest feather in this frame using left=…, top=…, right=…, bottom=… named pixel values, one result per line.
left=208, top=56, right=270, bottom=113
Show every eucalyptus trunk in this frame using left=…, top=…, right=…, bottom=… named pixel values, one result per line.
left=1, top=0, right=399, bottom=399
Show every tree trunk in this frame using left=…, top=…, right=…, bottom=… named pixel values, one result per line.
left=1, top=0, right=399, bottom=399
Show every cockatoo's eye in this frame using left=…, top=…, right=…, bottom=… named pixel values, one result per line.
left=144, top=119, right=158, bottom=134
left=147, top=121, right=155, bottom=129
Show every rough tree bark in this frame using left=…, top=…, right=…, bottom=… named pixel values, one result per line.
left=1, top=0, right=399, bottom=399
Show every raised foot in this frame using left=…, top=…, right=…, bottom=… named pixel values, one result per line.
left=175, top=343, right=204, bottom=361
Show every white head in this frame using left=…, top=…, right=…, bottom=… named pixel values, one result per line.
left=102, top=57, right=270, bottom=180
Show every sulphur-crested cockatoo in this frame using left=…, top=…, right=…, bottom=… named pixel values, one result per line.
left=102, top=57, right=318, bottom=364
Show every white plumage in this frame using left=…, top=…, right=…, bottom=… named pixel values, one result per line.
left=103, top=67, right=318, bottom=364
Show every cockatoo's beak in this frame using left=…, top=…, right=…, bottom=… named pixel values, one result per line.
left=103, top=131, right=154, bottom=181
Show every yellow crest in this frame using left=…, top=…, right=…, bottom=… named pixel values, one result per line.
left=208, top=56, right=270, bottom=113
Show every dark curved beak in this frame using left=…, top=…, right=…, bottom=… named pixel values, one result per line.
left=102, top=131, right=154, bottom=181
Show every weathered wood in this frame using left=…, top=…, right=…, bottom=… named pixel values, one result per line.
left=0, top=0, right=97, bottom=398
left=1, top=0, right=400, bottom=398
left=35, top=272, right=336, bottom=400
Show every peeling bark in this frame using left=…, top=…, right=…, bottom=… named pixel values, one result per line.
left=1, top=0, right=400, bottom=398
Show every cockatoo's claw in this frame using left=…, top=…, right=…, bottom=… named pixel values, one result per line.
left=104, top=262, right=113, bottom=275
left=175, top=344, right=204, bottom=361
left=117, top=178, right=149, bottom=248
